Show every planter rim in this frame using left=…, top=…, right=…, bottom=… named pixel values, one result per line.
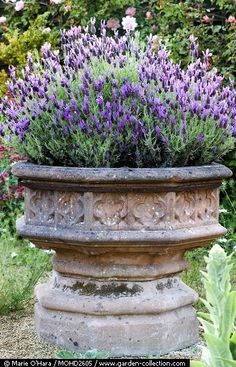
left=12, top=162, right=232, bottom=184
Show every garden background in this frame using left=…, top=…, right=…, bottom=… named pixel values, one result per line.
left=0, top=0, right=235, bottom=358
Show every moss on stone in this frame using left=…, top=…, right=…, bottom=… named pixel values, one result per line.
left=70, top=281, right=143, bottom=297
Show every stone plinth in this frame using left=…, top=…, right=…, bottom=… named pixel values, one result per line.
left=12, top=163, right=232, bottom=356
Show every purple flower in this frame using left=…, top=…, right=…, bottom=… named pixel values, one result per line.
left=96, top=95, right=104, bottom=107
left=155, top=126, right=161, bottom=136
left=189, top=35, right=199, bottom=59
left=0, top=123, right=4, bottom=136
left=197, top=133, right=204, bottom=145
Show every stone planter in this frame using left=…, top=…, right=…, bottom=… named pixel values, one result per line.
left=13, top=162, right=231, bottom=356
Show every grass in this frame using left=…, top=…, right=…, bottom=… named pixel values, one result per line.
left=0, top=232, right=52, bottom=315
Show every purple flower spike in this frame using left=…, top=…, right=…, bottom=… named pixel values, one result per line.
left=197, top=132, right=204, bottom=145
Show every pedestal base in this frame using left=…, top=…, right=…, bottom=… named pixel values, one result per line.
left=35, top=275, right=199, bottom=356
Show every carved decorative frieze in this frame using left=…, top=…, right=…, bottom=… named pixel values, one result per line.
left=93, top=193, right=128, bottom=228
left=25, top=188, right=219, bottom=230
left=92, top=189, right=219, bottom=229
left=130, top=193, right=168, bottom=227
left=25, top=189, right=84, bottom=227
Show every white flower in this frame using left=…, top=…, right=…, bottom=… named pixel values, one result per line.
left=44, top=249, right=55, bottom=255
left=43, top=27, right=51, bottom=34
left=50, top=0, right=62, bottom=4
left=15, top=0, right=24, bottom=11
left=121, top=16, right=137, bottom=32
left=219, top=208, right=228, bottom=213
left=0, top=16, right=7, bottom=24
left=11, top=252, right=17, bottom=258
left=218, top=238, right=227, bottom=243
left=28, top=242, right=36, bottom=249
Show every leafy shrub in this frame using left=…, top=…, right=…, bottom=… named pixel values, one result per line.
left=0, top=15, right=57, bottom=72
left=1, top=24, right=235, bottom=168
left=191, top=244, right=236, bottom=367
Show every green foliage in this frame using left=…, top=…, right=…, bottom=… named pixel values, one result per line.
left=56, top=349, right=109, bottom=359
left=0, top=141, right=25, bottom=234
left=221, top=150, right=236, bottom=238
left=0, top=15, right=57, bottom=94
left=0, top=233, right=52, bottom=315
left=191, top=244, right=236, bottom=367
left=0, top=70, right=8, bottom=96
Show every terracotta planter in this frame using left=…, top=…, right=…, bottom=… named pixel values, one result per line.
left=13, top=162, right=231, bottom=356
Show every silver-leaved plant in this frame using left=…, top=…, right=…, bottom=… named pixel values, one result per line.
left=191, top=244, right=236, bottom=367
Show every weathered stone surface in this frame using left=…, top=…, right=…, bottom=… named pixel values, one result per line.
left=35, top=303, right=198, bottom=356
left=13, top=162, right=231, bottom=356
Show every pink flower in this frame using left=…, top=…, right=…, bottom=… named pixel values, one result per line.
left=202, top=15, right=211, bottom=23
left=106, top=19, right=120, bottom=30
left=125, top=7, right=136, bottom=16
left=0, top=16, right=7, bottom=24
left=122, top=16, right=137, bottom=32
left=12, top=185, right=24, bottom=199
left=227, top=16, right=236, bottom=24
left=15, top=0, right=24, bottom=11
left=145, top=11, right=153, bottom=20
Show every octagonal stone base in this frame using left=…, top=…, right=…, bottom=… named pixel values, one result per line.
left=35, top=275, right=198, bottom=356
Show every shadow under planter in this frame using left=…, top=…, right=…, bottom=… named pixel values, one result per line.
left=13, top=163, right=231, bottom=356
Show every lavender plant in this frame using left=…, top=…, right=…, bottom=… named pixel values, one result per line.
left=0, top=20, right=235, bottom=168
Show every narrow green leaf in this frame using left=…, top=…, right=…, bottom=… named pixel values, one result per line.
left=230, top=332, right=236, bottom=360
left=198, top=312, right=211, bottom=321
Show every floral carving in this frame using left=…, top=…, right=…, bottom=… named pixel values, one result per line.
left=131, top=194, right=168, bottom=227
left=26, top=189, right=84, bottom=227
left=175, top=192, right=196, bottom=224
left=174, top=190, right=218, bottom=226
left=195, top=190, right=218, bottom=222
left=56, top=192, right=84, bottom=226
left=26, top=190, right=55, bottom=225
left=93, top=194, right=128, bottom=227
